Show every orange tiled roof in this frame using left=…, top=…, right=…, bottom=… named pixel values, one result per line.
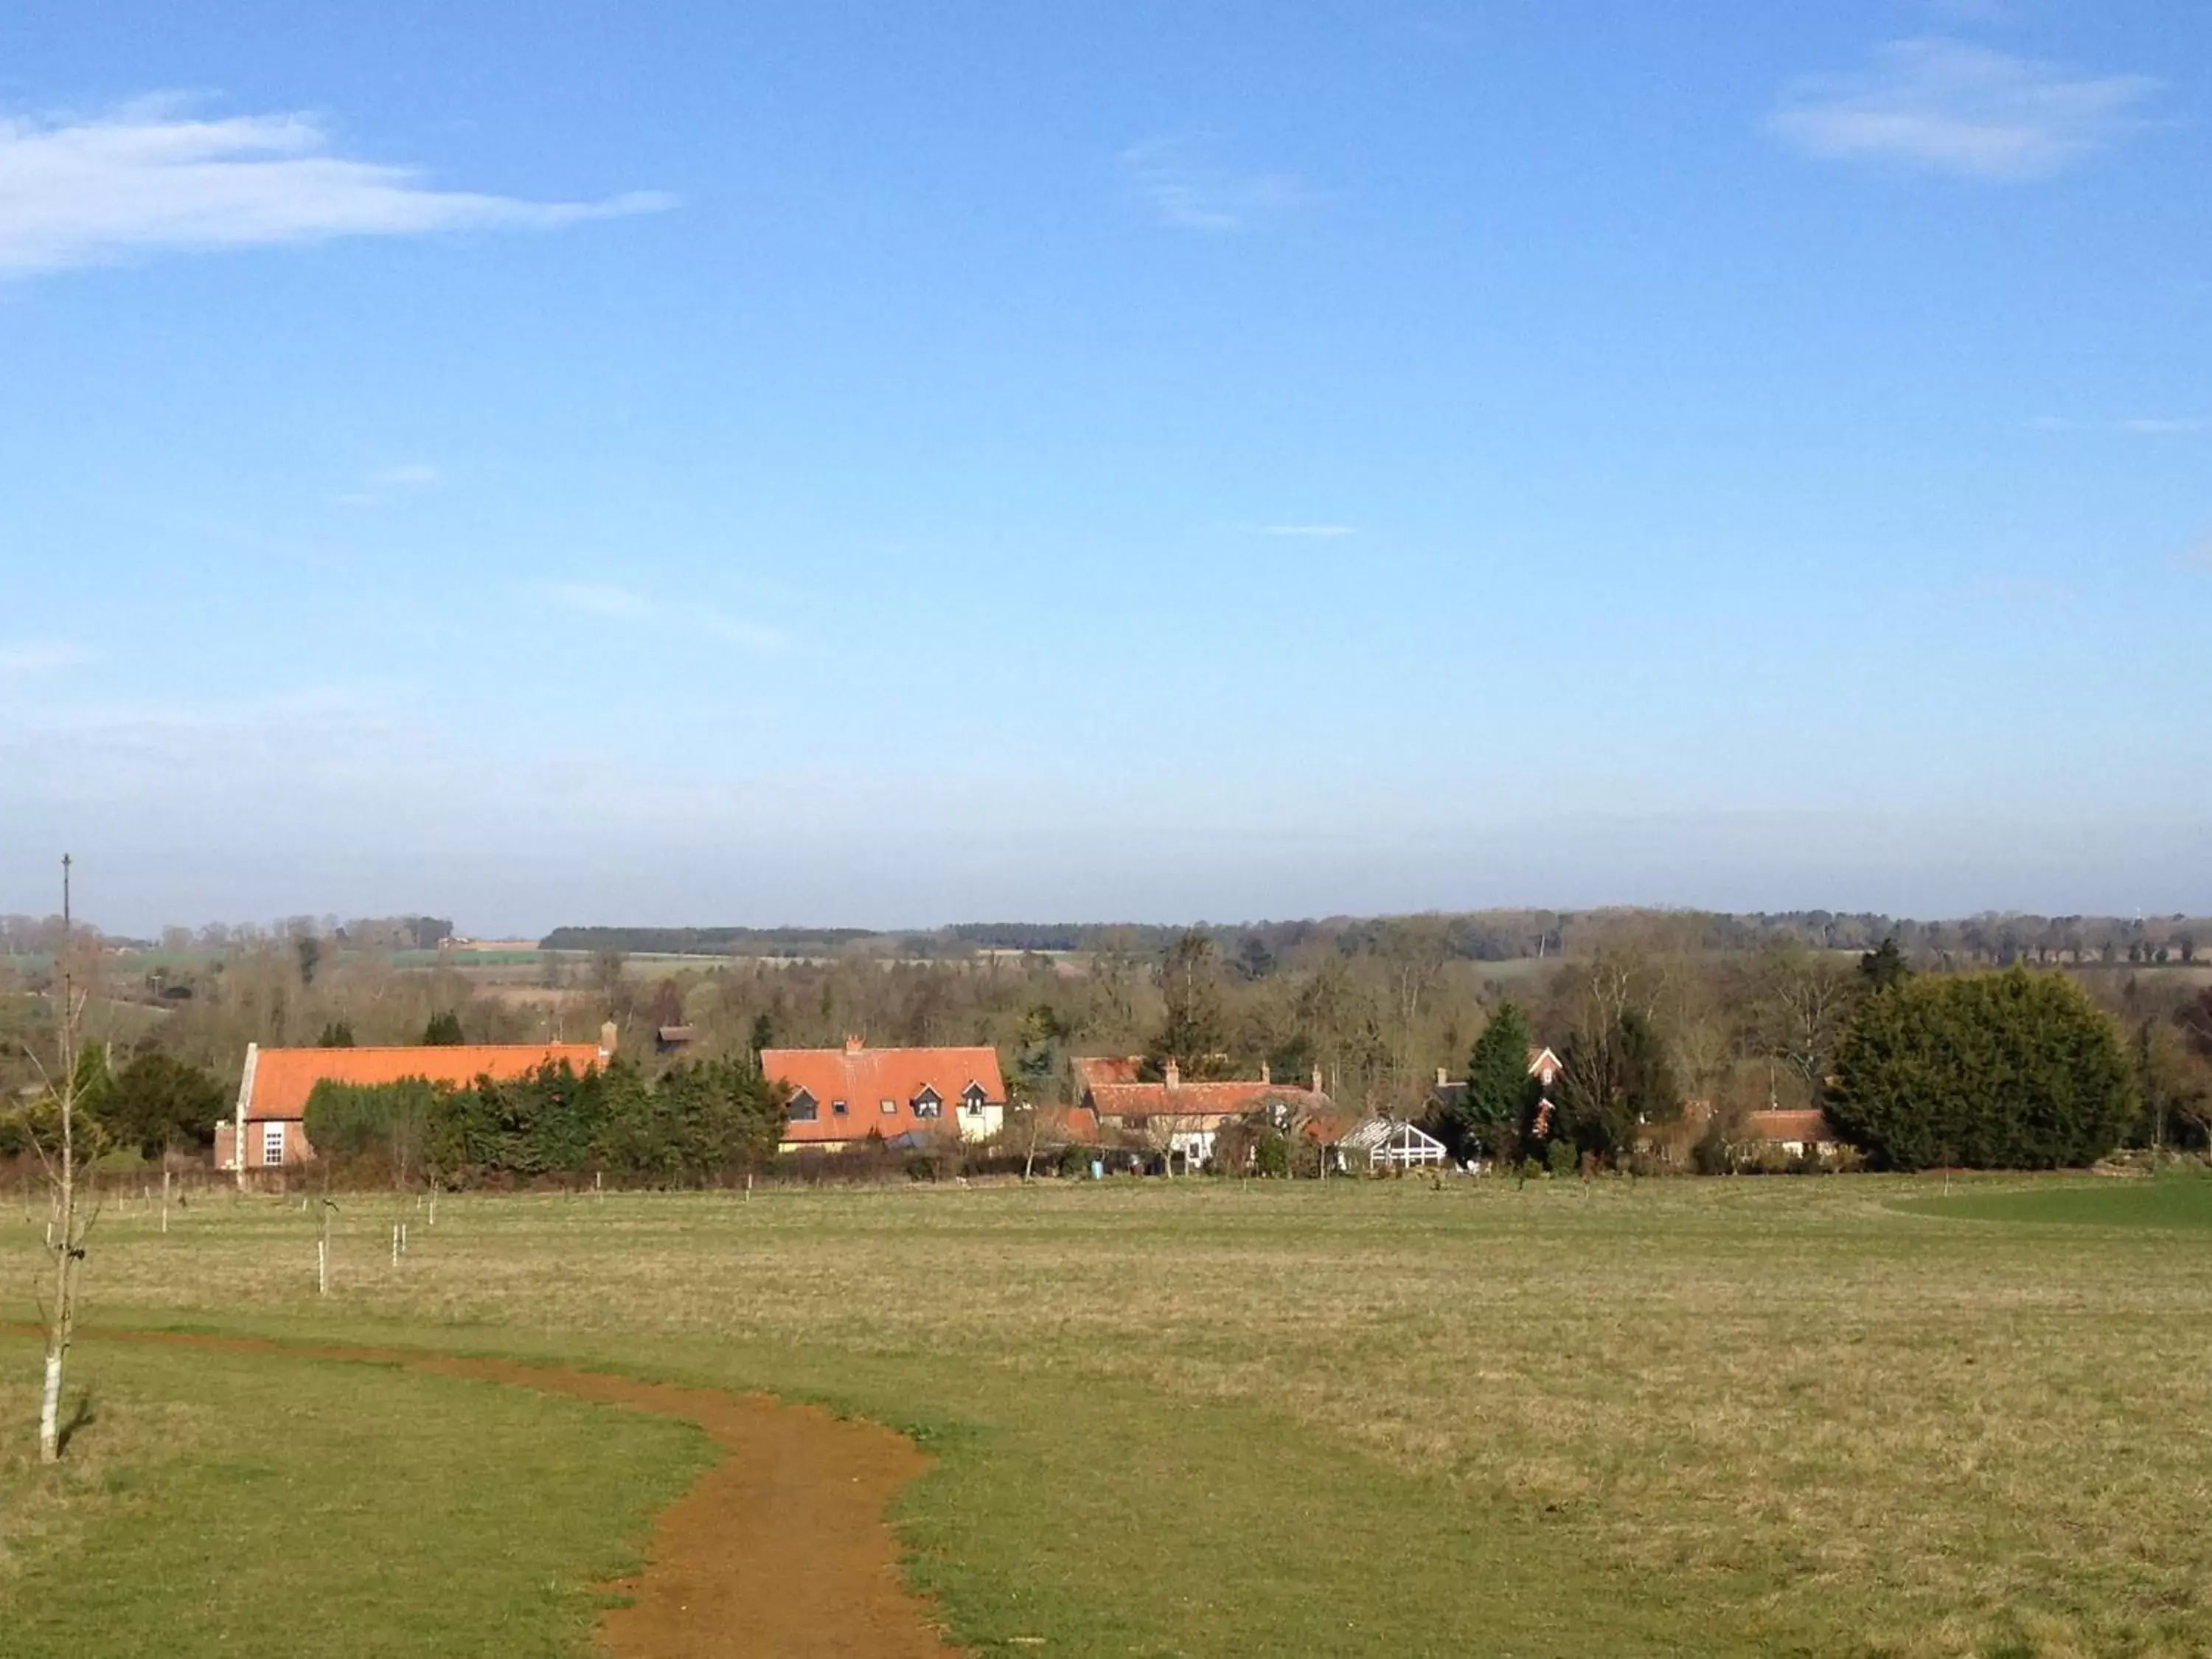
left=1071, top=1056, right=1144, bottom=1093
left=1037, top=1105, right=1104, bottom=1145
left=244, top=1043, right=605, bottom=1121
left=1745, top=1109, right=1834, bottom=1142
left=1300, top=1112, right=1363, bottom=1146
left=1085, top=1079, right=1326, bottom=1121
left=764, top=1042, right=1006, bottom=1144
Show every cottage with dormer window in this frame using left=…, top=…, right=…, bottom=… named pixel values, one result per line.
left=761, top=1036, right=1007, bottom=1152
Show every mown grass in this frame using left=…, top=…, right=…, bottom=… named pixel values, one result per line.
left=1893, top=1169, right=2212, bottom=1231
left=0, top=1329, right=714, bottom=1657
left=4, top=1175, right=2210, bottom=1656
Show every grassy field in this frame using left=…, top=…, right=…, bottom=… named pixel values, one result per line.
left=4, top=1174, right=2210, bottom=1657
left=0, top=1328, right=712, bottom=1657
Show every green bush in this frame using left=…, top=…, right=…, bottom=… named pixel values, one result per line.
left=1546, top=1138, right=1577, bottom=1178
left=305, top=1057, right=786, bottom=1188
left=1253, top=1129, right=1290, bottom=1178
left=1829, top=967, right=2135, bottom=1170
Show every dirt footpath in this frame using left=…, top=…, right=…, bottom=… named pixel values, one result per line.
left=81, top=1329, right=960, bottom=1659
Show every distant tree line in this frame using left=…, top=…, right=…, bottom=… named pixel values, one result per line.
left=531, top=909, right=2212, bottom=972
left=13, top=900, right=2212, bottom=1180
left=538, top=925, right=884, bottom=956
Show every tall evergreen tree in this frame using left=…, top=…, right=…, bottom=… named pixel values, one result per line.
left=103, top=1054, right=226, bottom=1158
left=1457, top=1002, right=1536, bottom=1155
left=1152, top=930, right=1228, bottom=1074
left=1859, top=936, right=1910, bottom=993
left=1556, top=1009, right=1680, bottom=1161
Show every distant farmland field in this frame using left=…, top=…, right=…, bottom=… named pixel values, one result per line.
left=5, top=1176, right=2209, bottom=1657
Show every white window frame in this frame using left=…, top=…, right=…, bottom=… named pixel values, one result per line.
left=262, top=1121, right=285, bottom=1166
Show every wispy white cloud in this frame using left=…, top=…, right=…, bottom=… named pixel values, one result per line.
left=2028, top=416, right=2208, bottom=434
left=335, top=460, right=440, bottom=508
left=700, top=611, right=782, bottom=650
left=532, top=580, right=780, bottom=648
left=1119, top=136, right=1307, bottom=232
left=1255, top=524, right=1357, bottom=539
left=536, top=580, right=656, bottom=619
left=1770, top=38, right=2157, bottom=181
left=0, top=98, right=674, bottom=276
left=0, top=685, right=437, bottom=827
left=0, top=639, right=91, bottom=675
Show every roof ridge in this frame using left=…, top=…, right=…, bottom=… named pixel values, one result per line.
left=264, top=1040, right=594, bottom=1052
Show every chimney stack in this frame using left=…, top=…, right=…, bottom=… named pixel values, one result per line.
left=1312, top=1065, right=1324, bottom=1096
left=1259, top=1060, right=1271, bottom=1085
left=1164, top=1059, right=1180, bottom=1090
left=845, top=1034, right=864, bottom=1056
left=599, top=1020, right=619, bottom=1058
left=1436, top=1065, right=1449, bottom=1088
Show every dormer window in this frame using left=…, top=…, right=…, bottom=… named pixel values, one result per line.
left=961, top=1083, right=989, bottom=1115
left=912, top=1085, right=942, bottom=1119
left=788, top=1089, right=818, bottom=1123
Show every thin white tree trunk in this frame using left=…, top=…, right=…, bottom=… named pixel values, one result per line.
left=38, top=1352, right=61, bottom=1463
left=39, top=925, right=80, bottom=1466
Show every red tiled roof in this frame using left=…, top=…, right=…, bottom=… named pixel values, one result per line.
left=1301, top=1112, right=1363, bottom=1146
left=1085, top=1079, right=1326, bottom=1121
left=1071, top=1056, right=1144, bottom=1092
left=764, top=1043, right=1006, bottom=1144
left=243, top=1043, right=605, bottom=1121
left=1745, top=1109, right=1834, bottom=1143
left=1037, top=1105, right=1103, bottom=1145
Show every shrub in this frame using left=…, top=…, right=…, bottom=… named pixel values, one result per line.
left=1546, top=1138, right=1577, bottom=1178
left=1829, top=967, right=2135, bottom=1170
left=1253, top=1130, right=1290, bottom=1178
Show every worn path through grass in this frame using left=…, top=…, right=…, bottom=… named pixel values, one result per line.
left=0, top=1328, right=712, bottom=1658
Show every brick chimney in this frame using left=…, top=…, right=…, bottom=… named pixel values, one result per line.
left=844, top=1034, right=864, bottom=1056
left=1164, top=1059, right=1180, bottom=1090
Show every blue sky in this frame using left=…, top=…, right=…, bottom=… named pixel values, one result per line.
left=2, top=2, right=2207, bottom=933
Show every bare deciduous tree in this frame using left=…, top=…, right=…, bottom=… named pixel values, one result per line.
left=1752, top=946, right=1857, bottom=1102
left=28, top=855, right=99, bottom=1464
